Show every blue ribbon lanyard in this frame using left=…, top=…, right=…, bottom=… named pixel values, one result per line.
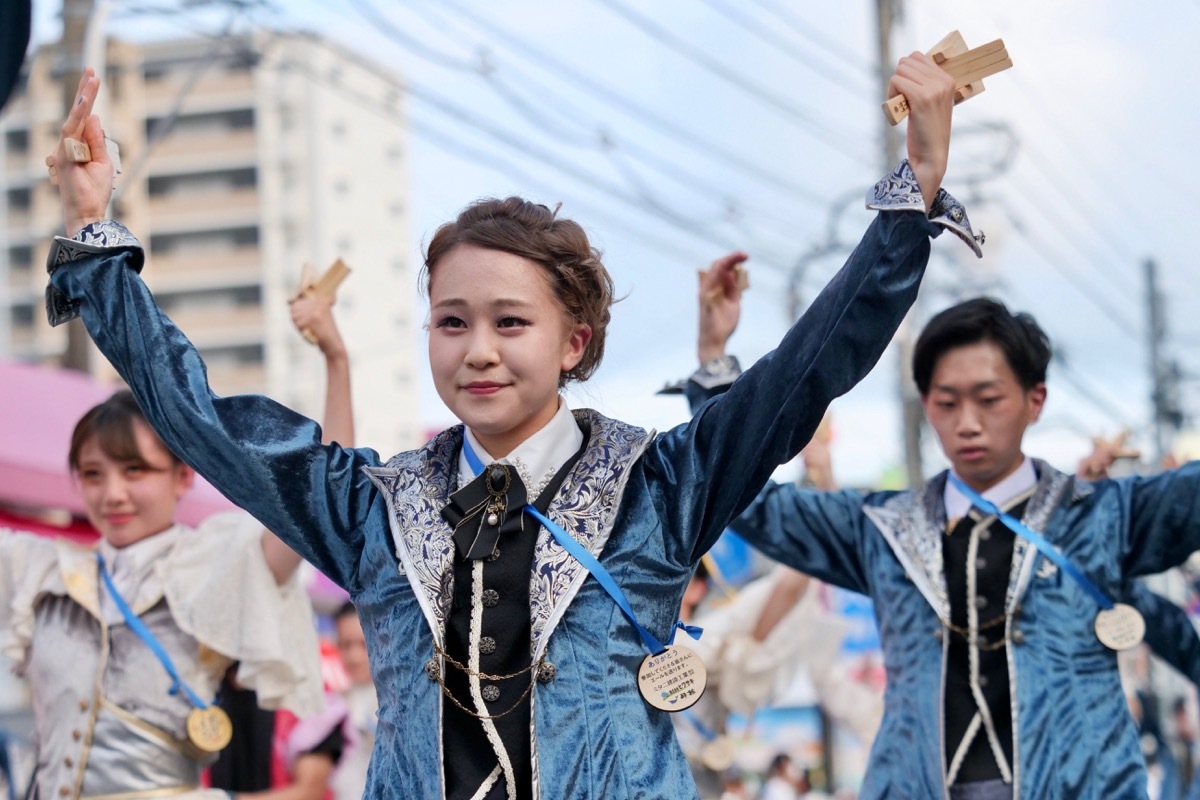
left=462, top=439, right=699, bottom=655
left=946, top=474, right=1114, bottom=611
left=96, top=553, right=212, bottom=709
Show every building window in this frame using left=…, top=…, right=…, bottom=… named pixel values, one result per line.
left=10, top=304, right=34, bottom=327
left=8, top=245, right=32, bottom=268
left=148, top=167, right=257, bottom=196
left=4, top=129, right=29, bottom=154
left=6, top=188, right=32, bottom=210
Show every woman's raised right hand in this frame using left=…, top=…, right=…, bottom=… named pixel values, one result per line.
left=50, top=68, right=114, bottom=236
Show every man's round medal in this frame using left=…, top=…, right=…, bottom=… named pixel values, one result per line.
left=1094, top=602, right=1146, bottom=651
left=186, top=706, right=233, bottom=753
left=637, top=644, right=707, bottom=713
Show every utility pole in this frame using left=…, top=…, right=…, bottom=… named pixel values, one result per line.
left=876, top=0, right=924, bottom=486
left=58, top=0, right=96, bottom=372
left=1146, top=258, right=1183, bottom=463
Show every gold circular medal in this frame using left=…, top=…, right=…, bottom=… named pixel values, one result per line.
left=186, top=706, right=233, bottom=753
left=1094, top=602, right=1146, bottom=651
left=700, top=735, right=737, bottom=772
left=637, top=644, right=707, bottom=713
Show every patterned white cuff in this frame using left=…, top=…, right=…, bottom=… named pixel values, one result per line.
left=45, top=220, right=144, bottom=326
left=866, top=160, right=984, bottom=258
left=689, top=355, right=742, bottom=390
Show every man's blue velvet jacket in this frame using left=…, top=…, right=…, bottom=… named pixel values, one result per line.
left=48, top=179, right=966, bottom=797
left=712, top=449, right=1200, bottom=799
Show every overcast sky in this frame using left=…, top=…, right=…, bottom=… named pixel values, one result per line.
left=26, top=0, right=1200, bottom=487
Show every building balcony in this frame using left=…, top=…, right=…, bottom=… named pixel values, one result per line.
left=146, top=128, right=259, bottom=174
left=168, top=304, right=265, bottom=344
left=143, top=70, right=256, bottom=115
left=146, top=187, right=260, bottom=232
left=206, top=360, right=267, bottom=396
left=146, top=246, right=263, bottom=292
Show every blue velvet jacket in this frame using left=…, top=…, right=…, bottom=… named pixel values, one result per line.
left=718, top=459, right=1200, bottom=800
left=47, top=171, right=974, bottom=798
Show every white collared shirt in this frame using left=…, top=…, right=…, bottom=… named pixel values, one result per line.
left=457, top=398, right=584, bottom=495
left=943, top=456, right=1037, bottom=522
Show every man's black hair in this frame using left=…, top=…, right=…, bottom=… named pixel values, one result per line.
left=913, top=297, right=1051, bottom=395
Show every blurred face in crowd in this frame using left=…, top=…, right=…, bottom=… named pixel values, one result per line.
left=336, top=611, right=372, bottom=687
left=75, top=418, right=193, bottom=547
left=921, top=340, right=1046, bottom=493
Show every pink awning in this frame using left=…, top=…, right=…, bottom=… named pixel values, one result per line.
left=0, top=359, right=235, bottom=525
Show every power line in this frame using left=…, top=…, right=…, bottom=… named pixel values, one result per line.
left=746, top=0, right=875, bottom=78
left=356, top=1, right=820, bottom=242
left=995, top=199, right=1143, bottom=338
left=264, top=54, right=800, bottom=276
left=591, top=0, right=870, bottom=165
left=417, top=0, right=829, bottom=206
left=694, top=0, right=871, bottom=95
left=997, top=167, right=1139, bottom=299
left=346, top=0, right=475, bottom=71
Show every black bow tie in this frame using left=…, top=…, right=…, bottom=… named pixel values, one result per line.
left=441, top=463, right=529, bottom=561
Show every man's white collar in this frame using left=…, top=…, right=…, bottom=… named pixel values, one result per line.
left=944, top=456, right=1036, bottom=521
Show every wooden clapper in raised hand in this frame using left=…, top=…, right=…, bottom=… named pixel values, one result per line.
left=883, top=31, right=1013, bottom=125
left=296, top=259, right=352, bottom=344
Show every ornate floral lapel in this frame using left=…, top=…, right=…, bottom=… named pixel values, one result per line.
left=362, top=428, right=461, bottom=644
left=529, top=409, right=654, bottom=661
left=864, top=475, right=951, bottom=619
left=361, top=410, right=654, bottom=653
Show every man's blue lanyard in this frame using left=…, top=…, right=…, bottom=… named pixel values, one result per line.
left=947, top=474, right=1114, bottom=610
left=96, top=553, right=213, bottom=709
left=462, top=439, right=699, bottom=655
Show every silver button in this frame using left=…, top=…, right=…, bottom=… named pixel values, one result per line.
left=933, top=628, right=944, bottom=642
left=487, top=548, right=501, bottom=562
left=975, top=557, right=987, bottom=570
left=950, top=205, right=964, bottom=223
left=979, top=528, right=992, bottom=541
left=979, top=675, right=989, bottom=688
left=481, top=684, right=501, bottom=702
left=482, top=589, right=500, bottom=608
left=424, top=658, right=440, bottom=681
left=975, top=595, right=989, bottom=609
left=1011, top=629, right=1025, bottom=645
left=479, top=636, right=496, bottom=655
left=537, top=661, right=557, bottom=683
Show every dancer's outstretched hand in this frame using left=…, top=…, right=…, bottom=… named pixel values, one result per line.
left=697, top=251, right=748, bottom=364
left=50, top=68, right=113, bottom=235
left=888, top=53, right=956, bottom=210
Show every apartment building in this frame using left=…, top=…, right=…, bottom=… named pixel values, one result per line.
left=0, top=30, right=419, bottom=453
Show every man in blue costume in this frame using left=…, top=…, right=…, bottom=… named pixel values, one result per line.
left=686, top=295, right=1200, bottom=799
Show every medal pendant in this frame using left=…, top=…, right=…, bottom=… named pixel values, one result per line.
left=186, top=706, right=233, bottom=754
left=700, top=735, right=737, bottom=772
left=1094, top=602, right=1146, bottom=651
left=637, top=644, right=707, bottom=712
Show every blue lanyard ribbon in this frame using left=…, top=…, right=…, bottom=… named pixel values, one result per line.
left=947, top=474, right=1114, bottom=610
left=462, top=439, right=700, bottom=655
left=96, top=553, right=212, bottom=709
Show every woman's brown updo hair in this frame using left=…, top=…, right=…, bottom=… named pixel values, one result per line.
left=422, top=197, right=616, bottom=386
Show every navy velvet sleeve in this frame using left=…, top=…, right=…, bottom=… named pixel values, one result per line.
left=1127, top=582, right=1200, bottom=686
left=50, top=251, right=379, bottom=589
left=1119, top=461, right=1200, bottom=578
left=730, top=482, right=872, bottom=594
left=644, top=209, right=937, bottom=566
